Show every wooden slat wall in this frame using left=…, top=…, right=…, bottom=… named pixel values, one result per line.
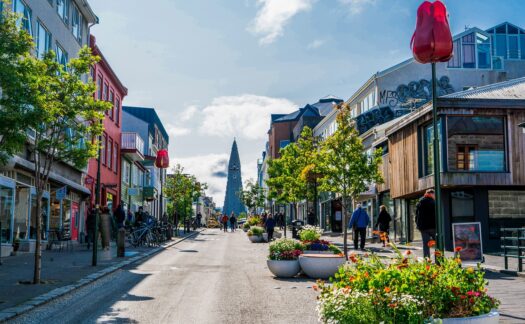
left=377, top=154, right=390, bottom=192
left=389, top=123, right=419, bottom=198
left=508, top=110, right=525, bottom=184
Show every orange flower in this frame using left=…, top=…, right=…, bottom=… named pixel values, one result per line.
left=312, top=284, right=318, bottom=291
left=384, top=287, right=391, bottom=293
left=427, top=240, right=436, bottom=248
left=454, top=246, right=462, bottom=252
left=405, top=250, right=412, bottom=256
left=348, top=253, right=358, bottom=263
left=372, top=230, right=380, bottom=235
left=434, top=250, right=442, bottom=257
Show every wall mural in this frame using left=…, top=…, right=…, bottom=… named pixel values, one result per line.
left=356, top=76, right=454, bottom=134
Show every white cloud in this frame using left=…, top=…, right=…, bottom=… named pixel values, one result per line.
left=166, top=124, right=191, bottom=137
left=199, top=94, right=296, bottom=140
left=180, top=105, right=198, bottom=122
left=338, top=0, right=376, bottom=15
left=250, top=0, right=316, bottom=45
left=307, top=39, right=325, bottom=49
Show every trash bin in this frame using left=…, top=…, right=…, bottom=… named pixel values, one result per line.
left=291, top=220, right=304, bottom=239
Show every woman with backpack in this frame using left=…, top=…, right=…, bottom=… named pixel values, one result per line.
left=375, top=205, right=392, bottom=247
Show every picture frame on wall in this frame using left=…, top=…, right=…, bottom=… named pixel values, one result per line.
left=452, top=222, right=483, bottom=263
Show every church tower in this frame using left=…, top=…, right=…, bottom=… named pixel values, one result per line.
left=223, top=139, right=246, bottom=216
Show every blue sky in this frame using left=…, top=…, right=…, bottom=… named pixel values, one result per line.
left=89, top=0, right=525, bottom=205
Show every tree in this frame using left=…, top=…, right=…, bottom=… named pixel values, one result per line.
left=0, top=6, right=37, bottom=164
left=320, top=104, right=383, bottom=258
left=238, top=179, right=265, bottom=215
left=30, top=48, right=111, bottom=284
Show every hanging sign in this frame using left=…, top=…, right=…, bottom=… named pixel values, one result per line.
left=56, top=186, right=68, bottom=201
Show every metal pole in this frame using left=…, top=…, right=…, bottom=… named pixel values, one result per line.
left=92, top=134, right=101, bottom=266
left=0, top=221, right=3, bottom=265
left=431, top=62, right=445, bottom=252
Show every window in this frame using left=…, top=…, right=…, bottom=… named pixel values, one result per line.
left=131, top=165, right=137, bottom=186
left=97, top=75, right=102, bottom=100
left=101, top=134, right=106, bottom=165
left=57, top=0, right=69, bottom=23
left=462, top=34, right=476, bottom=68
left=122, top=162, right=130, bottom=184
left=55, top=43, right=68, bottom=68
left=115, top=98, right=120, bottom=125
left=477, top=34, right=491, bottom=69
left=13, top=0, right=32, bottom=36
left=420, top=120, right=443, bottom=177
left=451, top=191, right=475, bottom=223
left=113, top=143, right=118, bottom=173
left=103, top=83, right=108, bottom=101
left=71, top=4, right=82, bottom=42
left=279, top=140, right=290, bottom=149
left=448, top=39, right=462, bottom=68
left=107, top=138, right=112, bottom=169
left=109, top=90, right=114, bottom=120
left=36, top=21, right=52, bottom=59
left=508, top=35, right=519, bottom=59
left=447, top=116, right=506, bottom=172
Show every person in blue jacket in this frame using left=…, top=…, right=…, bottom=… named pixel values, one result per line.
left=349, top=204, right=370, bottom=251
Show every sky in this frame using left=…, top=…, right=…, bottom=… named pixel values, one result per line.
left=88, top=0, right=525, bottom=207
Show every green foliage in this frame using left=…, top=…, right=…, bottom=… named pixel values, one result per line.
left=238, top=180, right=265, bottom=214
left=246, top=215, right=262, bottom=226
left=243, top=222, right=251, bottom=230
left=328, top=244, right=342, bottom=254
left=298, top=225, right=323, bottom=241
left=268, top=238, right=305, bottom=260
left=317, top=246, right=499, bottom=323
left=247, top=226, right=264, bottom=236
left=164, top=164, right=206, bottom=222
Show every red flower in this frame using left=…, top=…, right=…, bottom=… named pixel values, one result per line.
left=434, top=250, right=442, bottom=257
left=427, top=240, right=436, bottom=248
left=454, top=246, right=463, bottom=252
left=405, top=250, right=412, bottom=256
left=384, top=287, right=391, bottom=293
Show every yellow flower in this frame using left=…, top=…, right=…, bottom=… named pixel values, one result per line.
left=466, top=267, right=474, bottom=274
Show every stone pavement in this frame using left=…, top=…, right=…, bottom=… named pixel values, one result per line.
left=0, top=230, right=197, bottom=313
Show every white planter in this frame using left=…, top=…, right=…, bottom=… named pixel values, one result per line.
left=243, top=227, right=249, bottom=232
left=299, top=254, right=346, bottom=279
left=262, top=233, right=268, bottom=242
left=440, top=311, right=499, bottom=324
left=248, top=235, right=263, bottom=243
left=267, top=259, right=301, bottom=278
left=304, top=250, right=333, bottom=255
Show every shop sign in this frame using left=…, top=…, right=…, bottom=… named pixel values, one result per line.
left=143, top=187, right=155, bottom=200
left=127, top=188, right=139, bottom=196
left=452, top=222, right=483, bottom=263
left=56, top=186, right=67, bottom=201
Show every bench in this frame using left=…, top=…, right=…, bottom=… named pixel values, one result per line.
left=500, top=227, right=525, bottom=272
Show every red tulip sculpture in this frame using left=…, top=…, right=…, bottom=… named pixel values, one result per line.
left=411, top=0, right=453, bottom=63
left=155, top=149, right=169, bottom=169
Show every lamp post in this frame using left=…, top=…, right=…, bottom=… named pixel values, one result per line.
left=92, top=134, right=101, bottom=267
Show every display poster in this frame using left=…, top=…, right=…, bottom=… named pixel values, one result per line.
left=335, top=211, right=342, bottom=221
left=452, top=222, right=483, bottom=263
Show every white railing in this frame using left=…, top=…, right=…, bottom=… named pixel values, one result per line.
left=121, top=132, right=144, bottom=154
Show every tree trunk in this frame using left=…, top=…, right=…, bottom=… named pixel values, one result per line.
left=33, top=190, right=43, bottom=284
left=342, top=195, right=348, bottom=259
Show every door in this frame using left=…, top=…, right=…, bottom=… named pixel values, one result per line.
left=71, top=202, right=79, bottom=241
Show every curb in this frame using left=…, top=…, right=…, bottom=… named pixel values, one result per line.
left=0, top=230, right=204, bottom=323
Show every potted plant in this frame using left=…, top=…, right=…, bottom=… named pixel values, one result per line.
left=267, top=238, right=305, bottom=278
left=243, top=223, right=251, bottom=232
left=316, top=245, right=500, bottom=323
left=247, top=226, right=264, bottom=243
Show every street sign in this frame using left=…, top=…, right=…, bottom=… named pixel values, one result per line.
left=56, top=186, right=67, bottom=201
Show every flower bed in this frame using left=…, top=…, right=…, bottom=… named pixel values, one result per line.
left=316, top=245, right=499, bottom=323
left=267, top=238, right=305, bottom=277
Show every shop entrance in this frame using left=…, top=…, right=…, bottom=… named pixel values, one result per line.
left=71, top=202, right=79, bottom=241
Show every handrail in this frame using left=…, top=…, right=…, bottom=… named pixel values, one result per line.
left=500, top=227, right=525, bottom=272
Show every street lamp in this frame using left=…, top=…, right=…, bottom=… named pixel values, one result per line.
left=92, top=133, right=102, bottom=266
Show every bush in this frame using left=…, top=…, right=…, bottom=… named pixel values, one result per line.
left=243, top=222, right=251, bottom=230
left=299, top=225, right=323, bottom=241
left=247, top=226, right=264, bottom=236
left=316, top=245, right=499, bottom=323
left=247, top=216, right=262, bottom=227
left=269, top=238, right=305, bottom=260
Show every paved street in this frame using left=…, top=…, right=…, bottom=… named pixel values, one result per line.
left=10, top=229, right=318, bottom=324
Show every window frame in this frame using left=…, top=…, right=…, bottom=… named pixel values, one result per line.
left=101, top=133, right=107, bottom=166
left=107, top=137, right=112, bottom=170
left=113, top=143, right=118, bottom=173
left=56, top=0, right=69, bottom=25
left=456, top=144, right=478, bottom=171
left=71, top=3, right=82, bottom=43
left=36, top=20, right=52, bottom=59
left=447, top=32, right=493, bottom=70
left=109, top=89, right=114, bottom=120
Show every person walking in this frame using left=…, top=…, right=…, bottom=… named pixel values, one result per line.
left=375, top=205, right=392, bottom=247
left=126, top=209, right=133, bottom=227
left=85, top=208, right=96, bottom=250
left=265, top=214, right=276, bottom=242
left=114, top=203, right=126, bottom=229
left=349, top=204, right=370, bottom=251
left=196, top=212, right=202, bottom=228
left=134, top=206, right=145, bottom=227
left=416, top=189, right=436, bottom=259
left=307, top=209, right=315, bottom=226
left=221, top=214, right=229, bottom=232
left=278, top=212, right=284, bottom=230
left=229, top=212, right=236, bottom=232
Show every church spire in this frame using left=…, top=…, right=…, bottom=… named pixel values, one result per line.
left=223, top=139, right=245, bottom=215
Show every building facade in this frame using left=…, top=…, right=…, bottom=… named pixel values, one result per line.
left=1, top=0, right=97, bottom=255
left=85, top=35, right=128, bottom=212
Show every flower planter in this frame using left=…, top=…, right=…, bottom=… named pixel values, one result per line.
left=299, top=254, right=346, bottom=279
left=439, top=310, right=499, bottom=324
left=243, top=227, right=249, bottom=232
left=248, top=235, right=263, bottom=243
left=304, top=250, right=333, bottom=255
left=262, top=233, right=268, bottom=242
left=267, top=259, right=301, bottom=278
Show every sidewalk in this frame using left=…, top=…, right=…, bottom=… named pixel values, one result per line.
left=0, top=230, right=197, bottom=313
left=321, top=233, right=523, bottom=275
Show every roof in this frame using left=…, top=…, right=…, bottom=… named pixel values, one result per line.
left=312, top=97, right=342, bottom=116
left=76, top=0, right=98, bottom=24
left=443, top=77, right=525, bottom=99
left=122, top=106, right=169, bottom=143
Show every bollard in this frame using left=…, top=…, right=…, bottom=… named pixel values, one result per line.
left=117, top=228, right=126, bottom=258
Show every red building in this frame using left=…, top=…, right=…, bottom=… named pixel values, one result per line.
left=85, top=35, right=128, bottom=210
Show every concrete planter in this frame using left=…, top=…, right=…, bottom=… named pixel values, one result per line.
left=304, top=250, right=333, bottom=255
left=248, top=235, right=263, bottom=243
left=242, top=227, right=249, bottom=232
left=299, top=254, right=346, bottom=279
left=439, top=311, right=499, bottom=324
left=262, top=233, right=268, bottom=242
left=267, top=259, right=301, bottom=278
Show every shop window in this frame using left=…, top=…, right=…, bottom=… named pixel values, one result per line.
left=420, top=120, right=443, bottom=177
left=14, top=187, right=30, bottom=240
left=451, top=191, right=475, bottom=223
left=447, top=116, right=506, bottom=172
left=62, top=199, right=70, bottom=233
left=29, top=195, right=49, bottom=240
left=0, top=185, right=14, bottom=243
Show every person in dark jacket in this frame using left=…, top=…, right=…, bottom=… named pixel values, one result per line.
left=114, top=203, right=126, bottom=229
left=307, top=209, right=316, bottom=226
left=375, top=205, right=392, bottom=247
left=265, top=214, right=276, bottom=241
left=229, top=212, right=236, bottom=232
left=85, top=208, right=96, bottom=250
left=349, top=204, right=370, bottom=250
left=416, top=189, right=436, bottom=258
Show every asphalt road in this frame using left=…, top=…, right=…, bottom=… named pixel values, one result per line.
left=11, top=229, right=319, bottom=324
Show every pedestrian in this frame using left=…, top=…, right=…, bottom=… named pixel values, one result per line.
left=416, top=189, right=437, bottom=259
left=196, top=212, right=202, bottom=228
left=278, top=212, right=284, bottom=230
left=262, top=213, right=267, bottom=226
left=221, top=214, right=229, bottom=232
left=126, top=209, right=133, bottom=227
left=85, top=208, right=96, bottom=250
left=265, top=213, right=276, bottom=242
left=349, top=204, right=370, bottom=251
left=307, top=209, right=315, bottom=226
left=375, top=205, right=392, bottom=247
left=114, top=203, right=126, bottom=229
left=135, top=206, right=145, bottom=227
left=229, top=212, right=236, bottom=232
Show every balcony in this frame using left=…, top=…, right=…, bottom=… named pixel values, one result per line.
left=121, top=132, right=145, bottom=161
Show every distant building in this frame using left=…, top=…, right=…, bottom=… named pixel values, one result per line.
left=223, top=140, right=246, bottom=216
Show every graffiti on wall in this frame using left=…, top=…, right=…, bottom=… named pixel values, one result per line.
left=355, top=106, right=395, bottom=134
left=379, top=76, right=454, bottom=109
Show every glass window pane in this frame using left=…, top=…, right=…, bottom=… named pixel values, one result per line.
left=14, top=188, right=30, bottom=240
left=496, top=34, right=507, bottom=59
left=508, top=24, right=519, bottom=34
left=509, top=35, right=519, bottom=59
left=448, top=40, right=461, bottom=68
left=0, top=186, right=14, bottom=243
left=520, top=35, right=525, bottom=60
left=477, top=43, right=491, bottom=68
left=462, top=44, right=475, bottom=68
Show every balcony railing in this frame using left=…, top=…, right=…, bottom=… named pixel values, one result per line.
left=121, top=132, right=145, bottom=161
